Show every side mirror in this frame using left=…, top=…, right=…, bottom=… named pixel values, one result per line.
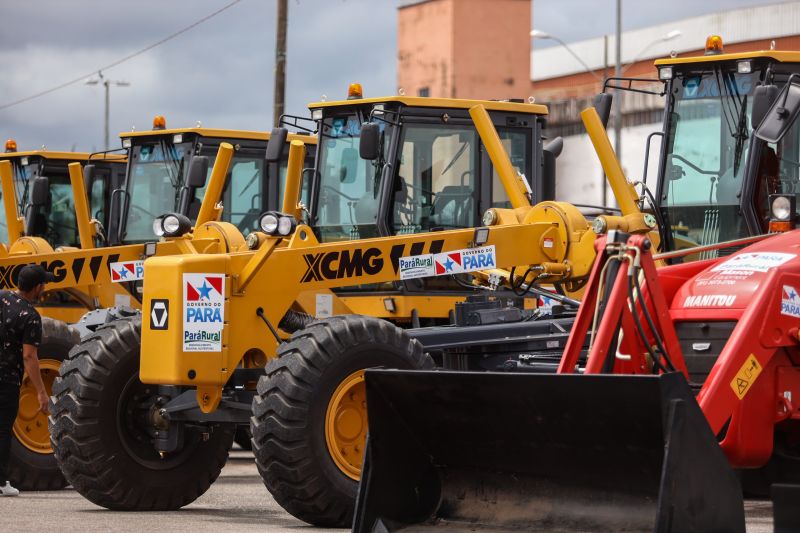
left=265, top=127, right=289, bottom=162
left=756, top=81, right=800, bottom=144
left=752, top=84, right=779, bottom=132
left=30, top=176, right=49, bottom=206
left=543, top=137, right=563, bottom=158
left=592, top=93, right=614, bottom=129
left=186, top=155, right=210, bottom=188
left=540, top=137, right=562, bottom=202
left=359, top=122, right=380, bottom=160
left=83, top=164, right=96, bottom=196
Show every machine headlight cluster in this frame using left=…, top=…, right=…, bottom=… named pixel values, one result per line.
left=658, top=67, right=674, bottom=81
left=258, top=211, right=298, bottom=236
left=153, top=213, right=192, bottom=238
left=771, top=195, right=794, bottom=221
left=737, top=60, right=752, bottom=74
left=768, top=194, right=797, bottom=233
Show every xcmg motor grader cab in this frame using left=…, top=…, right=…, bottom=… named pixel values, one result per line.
left=115, top=116, right=316, bottom=245
left=278, top=86, right=562, bottom=323
left=0, top=142, right=126, bottom=251
left=0, top=144, right=127, bottom=323
left=48, top=104, right=654, bottom=526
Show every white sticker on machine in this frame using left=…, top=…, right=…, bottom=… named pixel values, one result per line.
left=316, top=293, right=333, bottom=319
left=399, top=245, right=496, bottom=280
left=110, top=260, right=145, bottom=282
left=183, top=273, right=225, bottom=352
left=782, top=285, right=800, bottom=318
left=710, top=252, right=795, bottom=273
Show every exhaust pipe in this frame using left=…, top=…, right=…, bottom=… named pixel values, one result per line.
left=353, top=370, right=744, bottom=533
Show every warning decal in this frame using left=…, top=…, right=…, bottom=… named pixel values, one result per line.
left=730, top=354, right=763, bottom=400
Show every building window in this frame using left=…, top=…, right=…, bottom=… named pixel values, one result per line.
left=418, top=87, right=430, bottom=97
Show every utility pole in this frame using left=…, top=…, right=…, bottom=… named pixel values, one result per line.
left=86, top=71, right=130, bottom=151
left=273, top=0, right=288, bottom=127
left=614, top=0, right=623, bottom=167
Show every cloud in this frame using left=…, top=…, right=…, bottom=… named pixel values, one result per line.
left=0, top=0, right=784, bottom=151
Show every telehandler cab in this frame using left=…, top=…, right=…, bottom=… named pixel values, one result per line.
left=601, top=36, right=800, bottom=257
left=48, top=103, right=655, bottom=525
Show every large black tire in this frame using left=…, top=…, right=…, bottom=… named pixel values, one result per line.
left=741, top=420, right=800, bottom=496
left=251, top=315, right=433, bottom=527
left=49, top=316, right=235, bottom=510
left=8, top=317, right=79, bottom=490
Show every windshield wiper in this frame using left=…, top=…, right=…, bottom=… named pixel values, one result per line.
left=714, top=68, right=748, bottom=176
left=732, top=94, right=749, bottom=176
left=441, top=141, right=469, bottom=176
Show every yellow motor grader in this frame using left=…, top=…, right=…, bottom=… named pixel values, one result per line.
left=48, top=103, right=654, bottom=525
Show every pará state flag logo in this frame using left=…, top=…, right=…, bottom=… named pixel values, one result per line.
left=435, top=252, right=463, bottom=275
left=110, top=260, right=145, bottom=282
left=781, top=285, right=800, bottom=318
left=185, top=275, right=224, bottom=302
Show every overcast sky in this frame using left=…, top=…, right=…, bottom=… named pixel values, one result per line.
left=0, top=0, right=787, bottom=152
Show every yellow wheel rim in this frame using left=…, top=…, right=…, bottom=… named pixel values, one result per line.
left=13, top=358, right=60, bottom=454
left=325, top=369, right=367, bottom=481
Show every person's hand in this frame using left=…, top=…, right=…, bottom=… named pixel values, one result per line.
left=37, top=390, right=50, bottom=414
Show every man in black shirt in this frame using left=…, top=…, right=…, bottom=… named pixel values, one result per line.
left=0, top=264, right=54, bottom=496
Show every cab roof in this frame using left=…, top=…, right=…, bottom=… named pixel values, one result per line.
left=119, top=127, right=316, bottom=144
left=0, top=151, right=126, bottom=162
left=655, top=50, right=800, bottom=67
left=308, top=96, right=549, bottom=115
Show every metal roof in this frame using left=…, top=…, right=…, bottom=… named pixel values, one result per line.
left=531, top=1, right=800, bottom=81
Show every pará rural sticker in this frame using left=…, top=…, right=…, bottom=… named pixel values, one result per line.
left=399, top=245, right=496, bottom=280
left=110, top=260, right=144, bottom=282
left=183, top=273, right=225, bottom=352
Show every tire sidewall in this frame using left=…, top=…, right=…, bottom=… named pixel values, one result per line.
left=308, top=340, right=424, bottom=498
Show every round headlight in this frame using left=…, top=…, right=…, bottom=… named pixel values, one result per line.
left=246, top=232, right=261, bottom=250
left=277, top=215, right=297, bottom=236
left=153, top=216, right=165, bottom=237
left=482, top=209, right=498, bottom=226
left=772, top=196, right=793, bottom=221
left=260, top=213, right=279, bottom=234
left=162, top=215, right=181, bottom=234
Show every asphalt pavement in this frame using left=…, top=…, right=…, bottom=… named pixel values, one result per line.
left=0, top=448, right=776, bottom=532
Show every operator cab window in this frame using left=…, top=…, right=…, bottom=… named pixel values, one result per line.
left=393, top=125, right=478, bottom=234
left=662, top=70, right=755, bottom=251
left=316, top=115, right=384, bottom=242
left=490, top=128, right=531, bottom=208
left=125, top=142, right=191, bottom=243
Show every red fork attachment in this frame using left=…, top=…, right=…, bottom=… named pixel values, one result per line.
left=559, top=232, right=687, bottom=377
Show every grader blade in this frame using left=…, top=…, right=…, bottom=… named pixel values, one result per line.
left=353, top=371, right=744, bottom=533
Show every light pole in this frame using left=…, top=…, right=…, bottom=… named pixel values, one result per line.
left=530, top=30, right=603, bottom=83
left=86, top=71, right=130, bottom=151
